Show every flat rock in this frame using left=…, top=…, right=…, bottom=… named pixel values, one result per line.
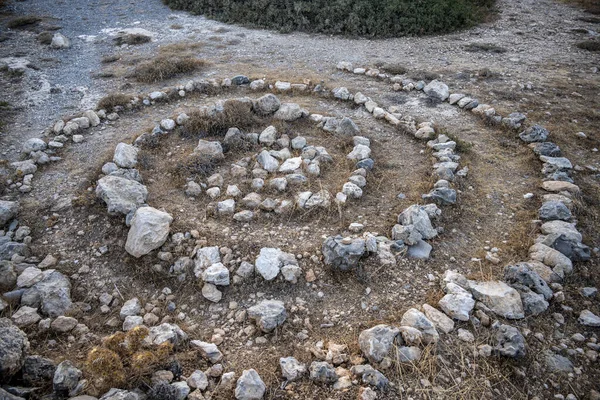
left=468, top=281, right=524, bottom=319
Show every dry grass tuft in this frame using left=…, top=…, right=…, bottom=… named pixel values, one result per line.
left=101, top=54, right=121, bottom=64
left=7, top=16, right=42, bottom=29
left=133, top=56, right=205, bottom=83
left=37, top=31, right=54, bottom=45
left=465, top=42, right=507, bottom=53
left=379, top=62, right=408, bottom=75
left=97, top=93, right=132, bottom=111
left=85, top=326, right=174, bottom=396
left=183, top=99, right=264, bottom=137
left=114, top=33, right=152, bottom=46
left=576, top=40, right=600, bottom=51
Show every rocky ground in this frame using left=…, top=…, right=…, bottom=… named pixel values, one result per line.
left=0, top=0, right=599, bottom=399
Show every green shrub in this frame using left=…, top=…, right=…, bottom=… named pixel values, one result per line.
left=163, top=0, right=495, bottom=37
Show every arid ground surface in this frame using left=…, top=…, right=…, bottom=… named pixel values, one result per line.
left=0, top=0, right=599, bottom=399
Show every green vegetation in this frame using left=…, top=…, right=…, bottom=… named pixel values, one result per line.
left=163, top=0, right=495, bottom=37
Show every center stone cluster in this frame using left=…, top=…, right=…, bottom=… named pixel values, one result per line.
left=190, top=122, right=337, bottom=221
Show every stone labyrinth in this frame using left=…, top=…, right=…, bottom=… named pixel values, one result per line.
left=1, top=60, right=597, bottom=400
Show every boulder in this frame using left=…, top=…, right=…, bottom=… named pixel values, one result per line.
left=358, top=324, right=400, bottom=364
left=22, top=138, right=47, bottom=154
left=0, top=318, right=30, bottom=379
left=322, top=236, right=366, bottom=271
left=0, top=200, right=18, bottom=227
left=438, top=292, right=475, bottom=321
left=539, top=201, right=571, bottom=221
left=274, top=103, right=303, bottom=121
left=519, top=125, right=549, bottom=143
left=147, top=323, right=188, bottom=346
left=400, top=308, right=439, bottom=344
left=468, top=280, right=524, bottom=319
left=21, top=270, right=72, bottom=317
left=494, top=324, right=526, bottom=358
left=309, top=361, right=337, bottom=385
left=125, top=207, right=173, bottom=258
left=423, top=80, right=449, bottom=101
left=194, top=140, right=224, bottom=160
left=397, top=205, right=437, bottom=239
left=235, top=369, right=266, bottom=400
left=280, top=357, right=306, bottom=381
left=113, top=143, right=138, bottom=168
left=253, top=94, right=281, bottom=115
left=247, top=300, right=286, bottom=332
left=96, top=175, right=148, bottom=215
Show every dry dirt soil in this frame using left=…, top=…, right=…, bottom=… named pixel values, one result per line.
left=0, top=0, right=599, bottom=399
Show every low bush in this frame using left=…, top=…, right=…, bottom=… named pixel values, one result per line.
left=7, top=16, right=42, bottom=29
left=163, top=0, right=495, bottom=37
left=97, top=93, right=133, bottom=111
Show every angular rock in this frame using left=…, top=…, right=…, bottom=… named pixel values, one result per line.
left=53, top=360, right=82, bottom=396
left=194, top=140, right=224, bottom=160
left=358, top=324, right=399, bottom=364
left=235, top=369, right=265, bottom=400
left=255, top=248, right=283, bottom=281
left=423, top=80, right=449, bottom=101
left=438, top=292, right=474, bottom=321
left=322, top=236, right=366, bottom=271
left=422, top=304, right=454, bottom=333
left=578, top=310, right=600, bottom=327
left=21, top=270, right=72, bottom=317
left=400, top=308, right=439, bottom=344
left=519, top=125, right=549, bottom=143
left=504, top=263, right=552, bottom=300
left=539, top=201, right=571, bottom=221
left=148, top=323, right=188, bottom=346
left=0, top=201, right=18, bottom=227
left=253, top=94, right=281, bottom=115
left=398, top=205, right=437, bottom=239
left=190, top=340, right=223, bottom=363
left=280, top=357, right=306, bottom=381
left=494, top=324, right=526, bottom=358
left=247, top=300, right=286, bottom=332
left=309, top=362, right=337, bottom=385
left=125, top=207, right=173, bottom=258
left=113, top=143, right=139, bottom=168
left=202, top=263, right=230, bottom=286
left=0, top=318, right=29, bottom=379
left=468, top=280, right=524, bottom=319
left=96, top=175, right=148, bottom=216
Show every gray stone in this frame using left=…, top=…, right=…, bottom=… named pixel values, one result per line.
left=406, top=240, right=432, bottom=259
left=278, top=157, right=302, bottom=173
left=23, top=138, right=47, bottom=154
left=99, top=388, right=139, bottom=400
left=253, top=94, right=281, bottom=115
left=309, top=361, right=337, bottom=385
left=123, top=315, right=143, bottom=331
left=247, top=300, right=286, bottom=332
left=274, top=103, right=303, bottom=121
left=539, top=201, right=571, bottom=221
left=259, top=126, right=277, bottom=146
left=202, top=263, right=230, bottom=286
left=578, top=310, right=600, bottom=327
left=147, top=323, right=188, bottom=346
left=342, top=182, right=363, bottom=199
left=422, top=187, right=457, bottom=205
left=494, top=324, right=526, bottom=358
left=217, top=199, right=235, bottom=215
left=22, top=355, right=55, bottom=386
left=514, top=285, right=549, bottom=316
left=280, top=357, right=306, bottom=381
left=422, top=304, right=454, bottom=333
left=0, top=318, right=29, bottom=379
left=423, top=80, right=449, bottom=101
left=291, top=136, right=306, bottom=149
left=0, top=261, right=17, bottom=291
left=12, top=306, right=41, bottom=327
left=400, top=308, right=439, bottom=344
left=53, top=360, right=82, bottom=396
left=347, top=144, right=371, bottom=161
left=335, top=117, right=360, bottom=136
left=543, top=351, right=573, bottom=373
left=194, top=140, right=224, bottom=160
left=255, top=248, right=283, bottom=280
left=194, top=246, right=220, bottom=277
left=519, top=125, right=549, bottom=143
left=438, top=292, right=474, bottom=321
left=257, top=150, right=279, bottom=172
left=530, top=142, right=561, bottom=157
left=187, top=370, right=208, bottom=390
left=468, top=280, right=524, bottom=319
left=190, top=340, right=223, bottom=363
left=358, top=324, right=399, bottom=364
left=120, top=298, right=141, bottom=319
left=322, top=236, right=366, bottom=271
left=96, top=175, right=148, bottom=216
left=113, top=143, right=139, bottom=168
left=125, top=207, right=173, bottom=258
left=398, top=205, right=437, bottom=239
left=51, top=33, right=70, bottom=49
left=201, top=283, right=222, bottom=303
left=51, top=316, right=78, bottom=332
left=504, top=263, right=553, bottom=300
left=21, top=270, right=72, bottom=317
left=11, top=160, right=37, bottom=175
left=0, top=201, right=18, bottom=227
left=235, top=369, right=266, bottom=400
